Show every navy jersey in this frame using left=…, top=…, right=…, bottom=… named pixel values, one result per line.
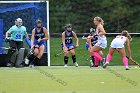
left=34, top=27, right=45, bottom=40
left=91, top=36, right=98, bottom=46
left=65, top=31, right=73, bottom=44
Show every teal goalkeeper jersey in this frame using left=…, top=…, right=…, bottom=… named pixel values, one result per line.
left=7, top=25, right=27, bottom=41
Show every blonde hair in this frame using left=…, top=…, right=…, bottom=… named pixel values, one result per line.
left=121, top=30, right=132, bottom=41
left=94, top=16, right=104, bottom=25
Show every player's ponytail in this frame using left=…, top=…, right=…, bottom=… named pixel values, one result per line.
left=121, top=30, right=132, bottom=41
left=94, top=16, right=104, bottom=25
left=128, top=34, right=132, bottom=41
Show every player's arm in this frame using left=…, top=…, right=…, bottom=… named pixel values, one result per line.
left=98, top=26, right=106, bottom=36
left=24, top=28, right=31, bottom=47
left=5, top=27, right=12, bottom=38
left=5, top=31, right=9, bottom=38
left=62, top=32, right=66, bottom=48
left=42, top=27, right=49, bottom=41
left=72, top=31, right=79, bottom=47
left=25, top=33, right=29, bottom=38
left=31, top=29, right=35, bottom=48
left=126, top=37, right=131, bottom=58
left=24, top=28, right=29, bottom=38
left=87, top=36, right=93, bottom=48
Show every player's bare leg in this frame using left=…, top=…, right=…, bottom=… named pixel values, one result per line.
left=37, top=45, right=45, bottom=59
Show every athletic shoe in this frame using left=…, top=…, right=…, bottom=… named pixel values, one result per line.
left=126, top=68, right=130, bottom=70
left=29, top=64, right=34, bottom=68
left=100, top=58, right=106, bottom=66
left=7, top=62, right=14, bottom=67
left=90, top=60, right=94, bottom=66
left=25, top=58, right=29, bottom=65
left=90, top=65, right=98, bottom=68
left=64, top=64, right=68, bottom=67
left=15, top=64, right=24, bottom=68
left=74, top=62, right=79, bottom=67
left=103, top=62, right=109, bottom=68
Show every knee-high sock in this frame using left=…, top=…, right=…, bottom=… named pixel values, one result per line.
left=91, top=56, right=95, bottom=65
left=72, top=55, right=76, bottom=63
left=94, top=57, right=99, bottom=66
left=64, top=56, right=69, bottom=64
left=122, top=56, right=128, bottom=68
left=106, top=54, right=112, bottom=63
left=92, top=52, right=102, bottom=61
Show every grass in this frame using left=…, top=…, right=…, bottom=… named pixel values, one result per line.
left=50, top=37, right=140, bottom=66
left=0, top=66, right=140, bottom=93
left=1, top=37, right=140, bottom=93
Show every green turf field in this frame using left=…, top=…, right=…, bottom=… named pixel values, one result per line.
left=0, top=66, right=140, bottom=93
left=50, top=37, right=140, bottom=66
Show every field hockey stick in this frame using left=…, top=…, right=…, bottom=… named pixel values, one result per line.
left=24, top=40, right=39, bottom=65
left=0, top=47, right=10, bottom=50
left=55, top=46, right=77, bottom=57
left=85, top=56, right=91, bottom=62
left=24, top=46, right=36, bottom=65
left=116, top=48, right=140, bottom=67
left=126, top=56, right=140, bottom=67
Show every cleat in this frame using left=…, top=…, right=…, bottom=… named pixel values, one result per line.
left=126, top=68, right=130, bottom=70
left=7, top=62, right=14, bottom=67
left=90, top=65, right=98, bottom=68
left=100, top=58, right=106, bottom=66
left=74, top=62, right=79, bottom=67
left=103, top=62, right=109, bottom=68
left=29, top=64, right=34, bottom=68
left=64, top=64, right=68, bottom=67
left=90, top=60, right=94, bottom=66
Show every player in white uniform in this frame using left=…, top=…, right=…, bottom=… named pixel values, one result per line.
left=90, top=16, right=107, bottom=65
left=103, top=30, right=132, bottom=70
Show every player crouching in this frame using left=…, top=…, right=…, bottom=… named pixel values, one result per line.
left=25, top=19, right=48, bottom=67
left=62, top=24, right=79, bottom=67
left=103, top=30, right=132, bottom=70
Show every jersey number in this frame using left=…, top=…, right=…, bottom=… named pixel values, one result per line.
left=66, top=39, right=71, bottom=44
left=16, top=34, right=21, bottom=39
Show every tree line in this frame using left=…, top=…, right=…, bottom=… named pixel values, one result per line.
left=50, top=0, right=140, bottom=33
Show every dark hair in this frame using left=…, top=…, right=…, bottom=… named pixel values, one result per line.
left=65, top=24, right=72, bottom=29
left=36, top=19, right=42, bottom=24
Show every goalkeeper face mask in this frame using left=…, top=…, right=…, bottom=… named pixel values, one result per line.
left=15, top=18, right=23, bottom=27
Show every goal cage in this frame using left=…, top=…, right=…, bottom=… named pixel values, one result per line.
left=0, top=1, right=50, bottom=66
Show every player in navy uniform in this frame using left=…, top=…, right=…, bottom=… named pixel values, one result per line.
left=29, top=19, right=48, bottom=67
left=86, top=28, right=103, bottom=67
left=62, top=24, right=79, bottom=67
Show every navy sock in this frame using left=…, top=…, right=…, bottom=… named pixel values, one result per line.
left=72, top=55, right=76, bottom=63
left=64, top=56, right=68, bottom=64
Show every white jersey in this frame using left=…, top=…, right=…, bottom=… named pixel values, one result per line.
left=111, top=35, right=126, bottom=48
left=95, top=28, right=107, bottom=49
left=95, top=28, right=106, bottom=41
